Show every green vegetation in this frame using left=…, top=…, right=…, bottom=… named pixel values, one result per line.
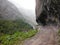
left=0, top=19, right=37, bottom=45
left=58, top=30, right=60, bottom=36
left=58, top=30, right=60, bottom=45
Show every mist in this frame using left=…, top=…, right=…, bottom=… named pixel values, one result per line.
left=7, top=0, right=38, bottom=29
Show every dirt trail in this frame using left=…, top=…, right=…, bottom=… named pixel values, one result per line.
left=23, top=26, right=59, bottom=45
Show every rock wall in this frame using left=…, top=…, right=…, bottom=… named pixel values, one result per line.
left=36, top=0, right=60, bottom=26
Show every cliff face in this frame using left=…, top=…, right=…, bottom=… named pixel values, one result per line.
left=36, top=0, right=60, bottom=26
left=0, top=0, right=22, bottom=20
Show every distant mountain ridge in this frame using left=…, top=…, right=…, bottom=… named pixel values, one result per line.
left=0, top=0, right=37, bottom=29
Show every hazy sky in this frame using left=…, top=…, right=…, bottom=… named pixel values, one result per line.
left=7, top=0, right=37, bottom=29
left=8, top=0, right=36, bottom=10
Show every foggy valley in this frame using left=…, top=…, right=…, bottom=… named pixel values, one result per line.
left=0, top=0, right=38, bottom=29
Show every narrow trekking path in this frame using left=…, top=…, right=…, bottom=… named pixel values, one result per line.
left=23, top=26, right=58, bottom=45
